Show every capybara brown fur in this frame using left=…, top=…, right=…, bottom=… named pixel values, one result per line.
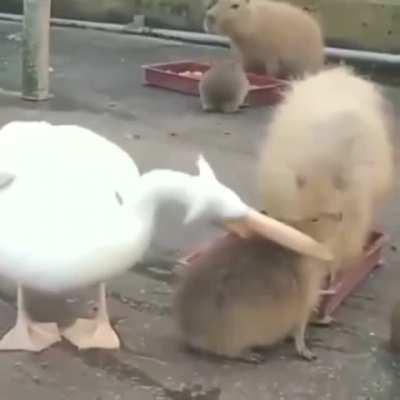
left=259, top=66, right=394, bottom=281
left=174, top=236, right=326, bottom=361
left=199, top=59, right=249, bottom=113
left=204, top=0, right=324, bottom=77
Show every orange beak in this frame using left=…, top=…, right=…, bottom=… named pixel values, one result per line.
left=223, top=208, right=333, bottom=261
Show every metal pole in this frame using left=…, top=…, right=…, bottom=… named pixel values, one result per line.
left=22, top=0, right=51, bottom=101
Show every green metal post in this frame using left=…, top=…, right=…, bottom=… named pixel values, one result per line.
left=22, top=0, right=51, bottom=101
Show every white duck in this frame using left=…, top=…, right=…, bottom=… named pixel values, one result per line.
left=0, top=121, right=332, bottom=352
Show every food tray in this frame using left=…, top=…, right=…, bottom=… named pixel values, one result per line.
left=179, top=230, right=388, bottom=319
left=142, top=60, right=289, bottom=107
left=317, top=230, right=388, bottom=318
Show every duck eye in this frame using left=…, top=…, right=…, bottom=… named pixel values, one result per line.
left=231, top=3, right=240, bottom=9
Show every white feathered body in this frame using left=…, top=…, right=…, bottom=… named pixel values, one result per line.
left=0, top=122, right=148, bottom=292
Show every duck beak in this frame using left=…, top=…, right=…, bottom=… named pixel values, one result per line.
left=223, top=208, right=333, bottom=261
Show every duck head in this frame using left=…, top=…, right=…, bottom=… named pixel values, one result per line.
left=184, top=155, right=333, bottom=261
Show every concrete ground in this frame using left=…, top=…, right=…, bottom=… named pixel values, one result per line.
left=0, top=20, right=400, bottom=400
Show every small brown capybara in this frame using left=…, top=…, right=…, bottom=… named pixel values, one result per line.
left=199, top=59, right=249, bottom=113
left=174, top=236, right=327, bottom=362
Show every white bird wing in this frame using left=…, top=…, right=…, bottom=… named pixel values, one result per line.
left=0, top=122, right=143, bottom=291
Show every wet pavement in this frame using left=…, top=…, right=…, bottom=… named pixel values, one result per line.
left=0, top=19, right=400, bottom=400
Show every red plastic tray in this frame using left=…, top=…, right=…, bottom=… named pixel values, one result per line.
left=317, top=230, right=388, bottom=318
left=142, top=60, right=290, bottom=107
left=178, top=230, right=388, bottom=319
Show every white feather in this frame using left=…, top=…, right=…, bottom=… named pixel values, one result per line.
left=0, top=121, right=250, bottom=293
left=0, top=122, right=144, bottom=292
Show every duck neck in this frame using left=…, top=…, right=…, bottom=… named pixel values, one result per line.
left=133, top=169, right=199, bottom=228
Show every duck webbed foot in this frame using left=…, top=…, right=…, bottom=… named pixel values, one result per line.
left=62, top=283, right=120, bottom=350
left=0, top=284, right=61, bottom=352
